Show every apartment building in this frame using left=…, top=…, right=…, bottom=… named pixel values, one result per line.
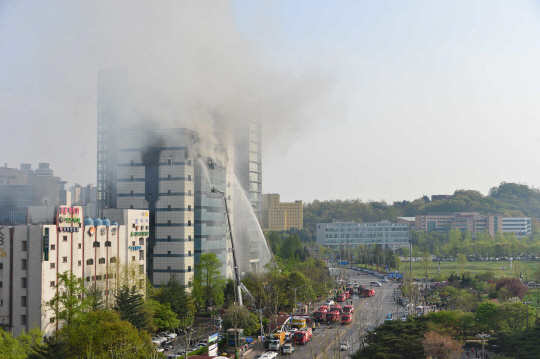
left=0, top=205, right=146, bottom=336
left=261, top=194, right=303, bottom=232
left=316, top=220, right=409, bottom=250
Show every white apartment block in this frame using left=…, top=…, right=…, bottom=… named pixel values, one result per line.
left=502, top=217, right=531, bottom=238
left=0, top=206, right=147, bottom=336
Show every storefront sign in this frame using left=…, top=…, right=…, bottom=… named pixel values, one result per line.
left=59, top=207, right=80, bottom=215
left=130, top=231, right=149, bottom=237
left=59, top=217, right=81, bottom=224
left=128, top=246, right=142, bottom=251
left=59, top=227, right=79, bottom=233
left=111, top=227, right=117, bottom=235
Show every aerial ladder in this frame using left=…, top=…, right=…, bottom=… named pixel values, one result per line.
left=211, top=187, right=243, bottom=306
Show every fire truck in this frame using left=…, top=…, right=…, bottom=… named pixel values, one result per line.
left=326, top=310, right=340, bottom=323
left=337, top=293, right=347, bottom=302
left=293, top=328, right=313, bottom=345
left=330, top=304, right=342, bottom=313
left=346, top=287, right=354, bottom=296
left=313, top=309, right=327, bottom=322
left=343, top=305, right=354, bottom=314
left=341, top=313, right=352, bottom=325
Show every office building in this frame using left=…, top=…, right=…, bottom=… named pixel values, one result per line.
left=261, top=194, right=303, bottom=232
left=0, top=205, right=146, bottom=337
left=316, top=220, right=409, bottom=250
left=502, top=217, right=531, bottom=238
left=234, top=100, right=262, bottom=219
left=0, top=163, right=69, bottom=225
left=70, top=183, right=98, bottom=218
left=414, top=212, right=531, bottom=237
left=97, top=69, right=128, bottom=213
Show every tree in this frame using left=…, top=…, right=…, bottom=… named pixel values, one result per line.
left=222, top=305, right=257, bottom=353
left=412, top=246, right=421, bottom=262
left=192, top=253, right=226, bottom=309
left=114, top=286, right=151, bottom=331
left=0, top=328, right=42, bottom=359
left=146, top=299, right=180, bottom=331
left=155, top=274, right=194, bottom=322
left=475, top=301, right=500, bottom=332
left=28, top=335, right=69, bottom=359
left=45, top=271, right=90, bottom=330
left=57, top=310, right=154, bottom=358
left=422, top=331, right=462, bottom=359
left=495, top=278, right=528, bottom=299
left=87, top=282, right=104, bottom=311
left=457, top=253, right=467, bottom=274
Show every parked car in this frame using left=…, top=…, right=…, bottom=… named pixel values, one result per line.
left=282, top=343, right=295, bottom=355
left=161, top=331, right=178, bottom=339
left=325, top=300, right=335, bottom=306
left=340, top=342, right=349, bottom=351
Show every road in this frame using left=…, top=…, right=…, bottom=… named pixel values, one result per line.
left=272, top=267, right=401, bottom=359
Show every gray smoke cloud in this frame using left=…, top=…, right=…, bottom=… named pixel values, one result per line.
left=0, top=1, right=335, bottom=183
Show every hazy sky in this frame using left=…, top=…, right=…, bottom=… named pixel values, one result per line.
left=2, top=1, right=540, bottom=204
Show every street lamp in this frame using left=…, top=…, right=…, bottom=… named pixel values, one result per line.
left=288, top=286, right=306, bottom=313
left=524, top=301, right=532, bottom=330
left=252, top=306, right=271, bottom=351
left=409, top=238, right=413, bottom=282
left=476, top=333, right=490, bottom=359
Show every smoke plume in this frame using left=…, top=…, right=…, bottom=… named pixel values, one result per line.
left=0, top=1, right=335, bottom=183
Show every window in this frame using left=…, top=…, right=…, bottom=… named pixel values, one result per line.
left=188, top=266, right=191, bottom=272
left=167, top=235, right=171, bottom=242
left=167, top=220, right=171, bottom=226
left=188, top=205, right=191, bottom=211
left=167, top=157, right=173, bottom=165
left=96, top=275, right=102, bottom=280
left=132, top=241, right=135, bottom=246
left=140, top=265, right=144, bottom=274
left=139, top=250, right=144, bottom=260
left=86, top=259, right=94, bottom=265
left=105, top=241, right=111, bottom=247
left=139, top=238, right=144, bottom=245
left=130, top=160, right=134, bottom=166
left=188, top=175, right=192, bottom=181
left=168, top=205, right=171, bottom=211
left=21, top=241, right=27, bottom=251
left=132, top=256, right=136, bottom=261
left=130, top=205, right=134, bottom=209
left=168, top=174, right=171, bottom=180
left=99, top=258, right=105, bottom=264
left=50, top=318, right=55, bottom=323
left=21, top=296, right=26, bottom=307
left=93, top=241, right=100, bottom=248
left=188, top=190, right=192, bottom=196
left=86, top=277, right=90, bottom=282
left=130, top=175, right=134, bottom=181
left=21, top=278, right=26, bottom=289
left=130, top=190, right=134, bottom=196
left=188, top=220, right=192, bottom=227
left=110, top=257, right=116, bottom=263
left=0, top=263, right=3, bottom=269
left=50, top=281, right=55, bottom=287
left=167, top=266, right=171, bottom=272
left=63, top=236, right=68, bottom=242
left=188, top=160, right=192, bottom=166
left=168, top=190, right=171, bottom=196
left=62, top=257, right=67, bottom=263
left=50, top=263, right=55, bottom=269
left=0, top=281, right=2, bottom=288
left=78, top=260, right=81, bottom=266
left=188, top=251, right=192, bottom=257
left=50, top=244, right=55, bottom=250
left=21, top=259, right=26, bottom=270
left=21, top=315, right=26, bottom=325
left=167, top=251, right=171, bottom=257
left=132, top=223, right=136, bottom=228
left=188, top=235, right=192, bottom=241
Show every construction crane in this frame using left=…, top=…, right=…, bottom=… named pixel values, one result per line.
left=211, top=187, right=243, bottom=306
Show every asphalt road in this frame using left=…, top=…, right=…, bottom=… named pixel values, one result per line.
left=274, top=268, right=401, bottom=359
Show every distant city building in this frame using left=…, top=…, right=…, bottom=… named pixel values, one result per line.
left=0, top=205, right=147, bottom=337
left=70, top=183, right=97, bottom=218
left=0, top=163, right=69, bottom=225
left=316, top=220, right=409, bottom=250
left=414, top=212, right=531, bottom=237
left=397, top=217, right=416, bottom=230
left=261, top=194, right=303, bottom=232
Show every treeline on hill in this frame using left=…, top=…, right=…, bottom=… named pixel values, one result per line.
left=303, top=182, right=540, bottom=238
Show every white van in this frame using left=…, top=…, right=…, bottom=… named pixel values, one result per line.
left=370, top=281, right=382, bottom=287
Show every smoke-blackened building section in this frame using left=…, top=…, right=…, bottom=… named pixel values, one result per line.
left=97, top=69, right=128, bottom=213
left=195, top=157, right=232, bottom=278
left=115, top=129, right=196, bottom=287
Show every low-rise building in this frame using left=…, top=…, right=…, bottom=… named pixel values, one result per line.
left=502, top=217, right=531, bottom=238
left=316, top=220, right=409, bottom=250
left=261, top=194, right=303, bottom=232
left=0, top=205, right=147, bottom=336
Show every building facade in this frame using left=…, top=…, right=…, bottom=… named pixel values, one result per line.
left=261, top=194, right=303, bottom=232
left=0, top=206, right=146, bottom=337
left=70, top=183, right=98, bottom=218
left=316, top=220, right=410, bottom=250
left=414, top=212, right=531, bottom=237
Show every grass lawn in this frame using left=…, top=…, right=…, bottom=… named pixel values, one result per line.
left=357, top=259, right=540, bottom=281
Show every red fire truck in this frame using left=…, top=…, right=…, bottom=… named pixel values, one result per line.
left=293, top=328, right=313, bottom=345
left=346, top=287, right=354, bottom=296
left=341, top=313, right=352, bottom=325
left=326, top=310, right=340, bottom=323
left=313, top=309, right=327, bottom=322
left=337, top=293, right=347, bottom=302
left=330, top=304, right=342, bottom=313
left=343, top=305, right=354, bottom=314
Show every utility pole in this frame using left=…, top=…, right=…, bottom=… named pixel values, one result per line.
left=288, top=286, right=306, bottom=313
left=524, top=301, right=532, bottom=330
